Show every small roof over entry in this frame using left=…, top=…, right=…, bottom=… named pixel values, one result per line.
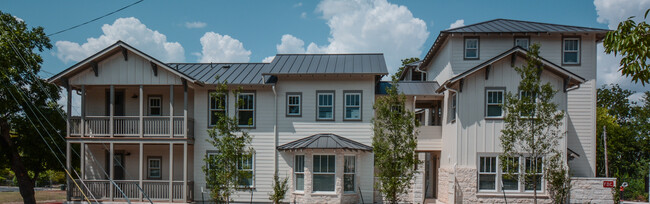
left=277, top=133, right=372, bottom=152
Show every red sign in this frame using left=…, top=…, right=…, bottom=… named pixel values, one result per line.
left=603, top=181, right=615, bottom=188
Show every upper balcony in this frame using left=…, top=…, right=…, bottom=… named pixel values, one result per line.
left=415, top=99, right=443, bottom=150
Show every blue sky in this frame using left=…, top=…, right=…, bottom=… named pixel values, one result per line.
left=4, top=0, right=648, bottom=99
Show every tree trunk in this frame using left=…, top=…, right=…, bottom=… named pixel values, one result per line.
left=0, top=120, right=37, bottom=204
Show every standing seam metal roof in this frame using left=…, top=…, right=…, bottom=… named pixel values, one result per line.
left=444, top=19, right=610, bottom=33
left=264, top=54, right=388, bottom=75
left=276, top=133, right=373, bottom=151
left=167, top=63, right=270, bottom=85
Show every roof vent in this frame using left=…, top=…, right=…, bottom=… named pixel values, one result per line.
left=222, top=65, right=231, bottom=68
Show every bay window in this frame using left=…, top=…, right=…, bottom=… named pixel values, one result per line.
left=313, top=155, right=335, bottom=192
left=344, top=156, right=356, bottom=192
left=294, top=155, right=305, bottom=191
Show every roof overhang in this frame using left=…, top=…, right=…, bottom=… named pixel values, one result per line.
left=436, top=46, right=585, bottom=93
left=47, top=41, right=200, bottom=86
left=277, top=133, right=372, bottom=152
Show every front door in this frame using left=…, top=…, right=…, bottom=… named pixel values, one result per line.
left=105, top=151, right=125, bottom=180
left=105, top=90, right=125, bottom=116
left=424, top=152, right=439, bottom=199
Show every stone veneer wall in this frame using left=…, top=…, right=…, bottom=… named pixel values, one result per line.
left=569, top=177, right=616, bottom=203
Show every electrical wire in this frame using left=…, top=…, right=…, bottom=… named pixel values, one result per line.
left=47, top=0, right=144, bottom=37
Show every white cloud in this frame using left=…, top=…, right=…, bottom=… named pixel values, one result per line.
left=448, top=19, right=464, bottom=29
left=262, top=56, right=275, bottom=63
left=185, top=21, right=207, bottom=29
left=197, top=32, right=251, bottom=63
left=275, top=0, right=429, bottom=74
left=13, top=16, right=23, bottom=22
left=55, top=17, right=185, bottom=63
left=293, top=2, right=303, bottom=7
left=301, top=12, right=307, bottom=19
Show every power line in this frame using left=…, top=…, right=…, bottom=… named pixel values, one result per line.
left=47, top=0, right=144, bottom=37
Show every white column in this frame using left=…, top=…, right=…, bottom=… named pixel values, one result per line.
left=139, top=85, right=143, bottom=138
left=110, top=85, right=114, bottom=138
left=109, top=143, right=114, bottom=201
left=66, top=141, right=71, bottom=201
left=65, top=83, right=71, bottom=201
left=169, top=85, right=174, bottom=138
left=139, top=143, right=143, bottom=202
left=80, top=142, right=85, bottom=180
left=66, top=84, right=71, bottom=138
left=81, top=85, right=86, bottom=137
left=169, top=143, right=174, bottom=202
left=183, top=142, right=188, bottom=202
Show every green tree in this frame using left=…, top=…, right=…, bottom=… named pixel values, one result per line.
left=202, top=80, right=254, bottom=203
left=603, top=9, right=650, bottom=85
left=268, top=174, right=288, bottom=204
left=372, top=76, right=420, bottom=204
left=499, top=44, right=566, bottom=204
left=394, top=57, right=420, bottom=79
left=0, top=11, right=65, bottom=204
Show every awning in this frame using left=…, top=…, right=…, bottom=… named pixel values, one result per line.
left=277, top=133, right=372, bottom=152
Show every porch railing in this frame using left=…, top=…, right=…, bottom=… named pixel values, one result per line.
left=71, top=180, right=194, bottom=201
left=69, top=116, right=194, bottom=138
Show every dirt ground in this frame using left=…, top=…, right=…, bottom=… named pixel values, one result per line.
left=0, top=190, right=66, bottom=204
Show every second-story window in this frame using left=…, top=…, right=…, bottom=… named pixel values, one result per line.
left=515, top=37, right=529, bottom=49
left=237, top=93, right=255, bottom=127
left=287, top=93, right=301, bottom=116
left=317, top=91, right=334, bottom=120
left=344, top=92, right=361, bottom=120
left=449, top=93, right=457, bottom=122
left=563, top=38, right=580, bottom=65
left=148, top=96, right=162, bottom=116
left=209, top=93, right=226, bottom=126
left=464, top=38, right=479, bottom=59
left=486, top=89, right=504, bottom=118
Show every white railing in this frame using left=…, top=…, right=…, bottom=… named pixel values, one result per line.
left=70, top=180, right=193, bottom=201
left=70, top=116, right=193, bottom=138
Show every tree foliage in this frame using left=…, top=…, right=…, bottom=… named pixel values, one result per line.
left=372, top=76, right=420, bottom=204
left=394, top=57, right=420, bottom=79
left=499, top=44, right=566, bottom=204
left=202, top=81, right=254, bottom=203
left=603, top=9, right=650, bottom=85
left=268, top=174, right=288, bottom=204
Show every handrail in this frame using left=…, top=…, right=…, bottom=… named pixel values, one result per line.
left=77, top=116, right=186, bottom=118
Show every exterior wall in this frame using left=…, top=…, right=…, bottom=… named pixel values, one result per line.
left=82, top=85, right=194, bottom=118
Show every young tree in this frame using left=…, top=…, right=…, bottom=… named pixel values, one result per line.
left=499, top=44, right=566, bottom=204
left=0, top=11, right=65, bottom=203
left=372, top=76, right=420, bottom=204
left=603, top=8, right=650, bottom=85
left=202, top=81, right=254, bottom=203
left=394, top=57, right=421, bottom=79
left=268, top=174, right=288, bottom=204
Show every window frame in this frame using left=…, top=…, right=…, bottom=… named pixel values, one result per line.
left=485, top=88, right=505, bottom=119
left=147, top=156, right=162, bottom=180
left=237, top=153, right=255, bottom=188
left=501, top=156, right=522, bottom=192
left=343, top=155, right=356, bottom=193
left=294, top=155, right=305, bottom=192
left=286, top=92, right=302, bottom=117
left=514, top=37, right=530, bottom=50
left=343, top=91, right=362, bottom=121
left=524, top=157, right=544, bottom=192
left=478, top=156, right=498, bottom=192
left=562, top=37, right=581, bottom=65
left=148, top=95, right=162, bottom=116
left=316, top=91, right=335, bottom=121
left=208, top=92, right=227, bottom=127
left=312, top=154, right=336, bottom=192
left=449, top=92, right=457, bottom=123
left=464, top=37, right=480, bottom=60
left=237, top=92, right=256, bottom=128
left=519, top=90, right=538, bottom=118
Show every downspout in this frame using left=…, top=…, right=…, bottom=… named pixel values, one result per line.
left=272, top=84, right=278, bottom=176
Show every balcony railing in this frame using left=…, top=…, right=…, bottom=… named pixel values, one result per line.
left=70, top=180, right=193, bottom=201
left=69, top=116, right=194, bottom=138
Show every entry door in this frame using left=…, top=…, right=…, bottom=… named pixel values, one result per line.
left=105, top=152, right=126, bottom=180
left=105, top=90, right=125, bottom=116
left=425, top=153, right=438, bottom=198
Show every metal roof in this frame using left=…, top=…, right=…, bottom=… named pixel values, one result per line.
left=168, top=63, right=270, bottom=85
left=376, top=81, right=440, bottom=96
left=263, top=54, right=389, bottom=75
left=444, top=19, right=610, bottom=33
left=277, top=133, right=372, bottom=151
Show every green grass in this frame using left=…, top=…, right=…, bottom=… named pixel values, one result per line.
left=0, top=190, right=66, bottom=203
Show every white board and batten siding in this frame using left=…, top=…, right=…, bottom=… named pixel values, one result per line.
left=69, top=51, right=184, bottom=86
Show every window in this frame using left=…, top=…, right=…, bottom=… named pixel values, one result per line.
left=450, top=93, right=457, bottom=121
left=501, top=157, right=520, bottom=191
left=317, top=92, right=334, bottom=120
left=344, top=156, right=356, bottom=192
left=206, top=151, right=218, bottom=169
left=344, top=92, right=361, bottom=120
left=148, top=96, right=162, bottom=116
left=464, top=38, right=479, bottom=59
left=237, top=93, right=255, bottom=127
left=287, top=93, right=301, bottom=116
left=515, top=38, right=529, bottom=50
left=148, top=157, right=162, bottom=179
left=209, top=93, right=226, bottom=126
left=486, top=89, right=504, bottom=118
left=478, top=157, right=497, bottom=191
left=313, top=155, right=335, bottom=192
left=237, top=154, right=254, bottom=187
left=525, top=157, right=543, bottom=191
left=563, top=38, right=580, bottom=64
left=519, top=91, right=537, bottom=117
left=294, top=155, right=305, bottom=191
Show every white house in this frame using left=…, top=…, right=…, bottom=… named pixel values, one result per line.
left=49, top=19, right=615, bottom=204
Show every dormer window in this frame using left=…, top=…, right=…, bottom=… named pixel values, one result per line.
left=515, top=37, right=529, bottom=50
left=464, top=37, right=479, bottom=60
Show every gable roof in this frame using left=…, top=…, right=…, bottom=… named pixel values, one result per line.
left=436, top=46, right=585, bottom=92
left=48, top=41, right=198, bottom=85
left=421, top=19, right=610, bottom=68
left=277, top=133, right=372, bottom=151
left=376, top=81, right=441, bottom=96
left=168, top=63, right=271, bottom=85
left=263, top=53, right=388, bottom=75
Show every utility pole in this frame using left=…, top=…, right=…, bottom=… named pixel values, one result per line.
left=603, top=125, right=609, bottom=177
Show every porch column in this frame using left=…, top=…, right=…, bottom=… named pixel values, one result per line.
left=183, top=80, right=188, bottom=139
left=183, top=142, right=188, bottom=202
left=81, top=85, right=86, bottom=137
left=170, top=85, right=174, bottom=138
left=66, top=141, right=71, bottom=201
left=169, top=143, right=174, bottom=202
left=139, top=85, right=143, bottom=138
left=110, top=85, right=114, bottom=138
left=80, top=142, right=85, bottom=180
left=65, top=82, right=71, bottom=201
left=139, top=143, right=143, bottom=201
left=66, top=82, right=71, bottom=138
left=109, top=143, right=114, bottom=201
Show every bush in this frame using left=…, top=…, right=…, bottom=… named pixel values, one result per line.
left=268, top=174, right=289, bottom=204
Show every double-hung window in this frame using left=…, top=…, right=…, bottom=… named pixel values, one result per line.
left=317, top=92, right=334, bottom=120
left=294, top=155, right=305, bottom=191
left=209, top=93, right=226, bottom=126
left=313, top=155, right=335, bottom=192
left=563, top=38, right=580, bottom=64
left=148, top=157, right=162, bottom=179
left=464, top=38, right=479, bottom=59
left=237, top=93, right=255, bottom=127
left=344, top=156, right=356, bottom=192
left=287, top=93, right=301, bottom=116
left=486, top=89, right=504, bottom=118
left=344, top=92, right=361, bottom=120
left=478, top=156, right=497, bottom=191
left=520, top=91, right=537, bottom=117
left=450, top=93, right=457, bottom=122
left=525, top=157, right=543, bottom=191
left=501, top=157, right=520, bottom=191
left=148, top=96, right=162, bottom=116
left=237, top=154, right=254, bottom=188
left=515, top=37, right=530, bottom=50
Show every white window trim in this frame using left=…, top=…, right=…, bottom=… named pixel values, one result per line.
left=450, top=93, right=457, bottom=122
left=343, top=155, right=356, bottom=193
left=344, top=92, right=362, bottom=120
left=478, top=156, right=498, bottom=192
left=237, top=153, right=255, bottom=188
left=148, top=157, right=162, bottom=179
left=237, top=92, right=255, bottom=127
left=294, top=155, right=305, bottom=193
left=524, top=157, right=544, bottom=193
left=148, top=96, right=162, bottom=116
left=287, top=94, right=301, bottom=116
left=515, top=38, right=530, bottom=49
left=317, top=92, right=334, bottom=120
left=485, top=90, right=504, bottom=118
left=208, top=93, right=227, bottom=127
left=464, top=38, right=479, bottom=59
left=312, top=154, right=337, bottom=193
left=562, top=38, right=580, bottom=64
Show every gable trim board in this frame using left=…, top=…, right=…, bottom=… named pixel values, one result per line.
left=436, top=46, right=585, bottom=93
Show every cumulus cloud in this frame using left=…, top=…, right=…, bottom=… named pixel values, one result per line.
left=197, top=32, right=251, bottom=63
left=594, top=0, right=650, bottom=102
left=262, top=56, right=275, bottom=63
left=55, top=17, right=185, bottom=63
left=13, top=16, right=23, bottom=22
left=448, top=19, right=465, bottom=29
left=293, top=2, right=303, bottom=7
left=301, top=12, right=307, bottom=19
left=185, top=21, right=207, bottom=29
left=275, top=0, right=429, bottom=74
